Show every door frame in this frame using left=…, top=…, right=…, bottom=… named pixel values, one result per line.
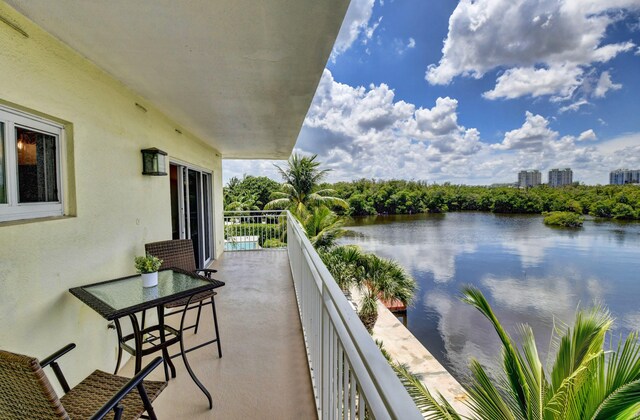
left=169, top=158, right=215, bottom=267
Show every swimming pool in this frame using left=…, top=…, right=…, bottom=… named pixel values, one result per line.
left=224, top=241, right=259, bottom=251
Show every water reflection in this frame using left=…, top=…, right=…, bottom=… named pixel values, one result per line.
left=341, top=213, right=640, bottom=380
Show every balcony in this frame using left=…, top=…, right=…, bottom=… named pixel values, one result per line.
left=119, top=212, right=423, bottom=419
left=120, top=249, right=316, bottom=418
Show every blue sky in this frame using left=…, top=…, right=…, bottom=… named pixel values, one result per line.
left=224, top=0, right=640, bottom=185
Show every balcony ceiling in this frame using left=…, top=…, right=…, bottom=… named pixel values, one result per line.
left=5, top=0, right=349, bottom=158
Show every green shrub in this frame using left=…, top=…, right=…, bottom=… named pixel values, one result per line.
left=262, top=238, right=286, bottom=248
left=543, top=211, right=584, bottom=228
left=612, top=203, right=637, bottom=220
left=224, top=223, right=284, bottom=246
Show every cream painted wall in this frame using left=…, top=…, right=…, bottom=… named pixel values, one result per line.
left=0, top=1, right=225, bottom=387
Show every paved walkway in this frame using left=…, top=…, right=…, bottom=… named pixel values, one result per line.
left=373, top=303, right=470, bottom=415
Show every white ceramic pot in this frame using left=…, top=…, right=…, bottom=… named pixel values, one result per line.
left=142, top=271, right=158, bottom=288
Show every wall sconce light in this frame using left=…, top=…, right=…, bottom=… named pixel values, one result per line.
left=141, top=148, right=167, bottom=176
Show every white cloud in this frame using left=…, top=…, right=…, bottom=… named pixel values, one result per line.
left=394, top=37, right=417, bottom=55
left=332, top=0, right=377, bottom=59
left=222, top=159, right=284, bottom=184
left=578, top=129, right=597, bottom=141
left=593, top=71, right=623, bottom=98
left=413, top=97, right=461, bottom=136
left=483, top=65, right=583, bottom=100
left=487, top=111, right=622, bottom=183
left=558, top=99, right=590, bottom=113
left=594, top=132, right=640, bottom=174
left=223, top=73, right=640, bottom=186
left=426, top=0, right=638, bottom=101
left=364, top=17, right=383, bottom=44
left=297, top=70, right=489, bottom=182
left=493, top=111, right=557, bottom=151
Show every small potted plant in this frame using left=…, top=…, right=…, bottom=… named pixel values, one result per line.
left=134, top=254, right=163, bottom=287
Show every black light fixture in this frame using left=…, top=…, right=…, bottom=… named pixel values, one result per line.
left=141, top=148, right=168, bottom=176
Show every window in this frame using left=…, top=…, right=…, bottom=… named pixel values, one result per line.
left=0, top=105, right=64, bottom=222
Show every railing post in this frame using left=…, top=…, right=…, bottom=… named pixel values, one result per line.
left=321, top=284, right=329, bottom=419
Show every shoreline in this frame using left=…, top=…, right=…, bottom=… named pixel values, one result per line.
left=350, top=288, right=470, bottom=415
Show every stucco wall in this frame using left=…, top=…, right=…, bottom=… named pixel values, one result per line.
left=0, top=1, right=225, bottom=387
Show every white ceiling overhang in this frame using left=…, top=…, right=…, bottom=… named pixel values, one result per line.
left=5, top=0, right=350, bottom=159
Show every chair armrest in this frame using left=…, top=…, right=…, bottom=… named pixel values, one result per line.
left=89, top=356, right=164, bottom=420
left=41, top=343, right=76, bottom=393
left=40, top=343, right=76, bottom=368
left=196, top=268, right=217, bottom=278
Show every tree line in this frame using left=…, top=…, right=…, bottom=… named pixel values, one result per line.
left=226, top=176, right=640, bottom=220
left=331, top=179, right=640, bottom=219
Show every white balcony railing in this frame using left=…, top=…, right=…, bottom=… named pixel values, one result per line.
left=223, top=210, right=287, bottom=251
left=286, top=211, right=423, bottom=420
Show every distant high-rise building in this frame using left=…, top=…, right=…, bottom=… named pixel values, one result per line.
left=549, top=168, right=573, bottom=187
left=518, top=170, right=541, bottom=188
left=610, top=169, right=640, bottom=185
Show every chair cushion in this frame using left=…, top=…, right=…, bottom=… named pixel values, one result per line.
left=60, top=370, right=166, bottom=420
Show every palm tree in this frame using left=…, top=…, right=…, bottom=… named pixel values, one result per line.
left=224, top=192, right=261, bottom=212
left=265, top=154, right=348, bottom=214
left=320, top=245, right=365, bottom=291
left=356, top=254, right=416, bottom=332
left=320, top=246, right=416, bottom=332
left=397, top=286, right=640, bottom=419
left=301, top=206, right=345, bottom=250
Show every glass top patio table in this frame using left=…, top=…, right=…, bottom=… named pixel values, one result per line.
left=69, top=268, right=225, bottom=320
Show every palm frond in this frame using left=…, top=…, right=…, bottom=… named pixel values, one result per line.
left=269, top=190, right=291, bottom=199
left=516, top=324, right=548, bottom=419
left=393, top=362, right=462, bottom=420
left=461, top=286, right=530, bottom=418
left=550, top=306, right=612, bottom=395
left=585, top=332, right=640, bottom=419
left=264, top=198, right=291, bottom=210
left=459, top=288, right=640, bottom=420
left=308, top=193, right=350, bottom=209
left=591, top=378, right=640, bottom=419
left=465, top=359, right=516, bottom=420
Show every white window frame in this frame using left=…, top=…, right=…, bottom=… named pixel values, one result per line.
left=0, top=105, right=65, bottom=222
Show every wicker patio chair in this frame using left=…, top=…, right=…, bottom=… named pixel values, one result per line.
left=144, top=239, right=222, bottom=358
left=0, top=343, right=166, bottom=420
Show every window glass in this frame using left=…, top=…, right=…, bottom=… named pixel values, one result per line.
left=16, top=126, right=58, bottom=203
left=0, top=122, right=5, bottom=204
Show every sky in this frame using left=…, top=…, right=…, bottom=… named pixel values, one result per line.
left=223, top=0, right=640, bottom=186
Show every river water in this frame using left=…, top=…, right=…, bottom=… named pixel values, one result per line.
left=341, top=212, right=640, bottom=382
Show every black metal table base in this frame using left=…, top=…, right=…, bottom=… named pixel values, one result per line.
left=113, top=299, right=213, bottom=409
left=178, top=294, right=212, bottom=408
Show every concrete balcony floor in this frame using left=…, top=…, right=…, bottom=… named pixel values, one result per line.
left=120, top=250, right=317, bottom=419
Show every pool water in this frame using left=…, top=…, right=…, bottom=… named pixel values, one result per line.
left=224, top=241, right=259, bottom=251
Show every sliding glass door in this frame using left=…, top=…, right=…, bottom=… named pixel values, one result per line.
left=170, top=162, right=214, bottom=267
